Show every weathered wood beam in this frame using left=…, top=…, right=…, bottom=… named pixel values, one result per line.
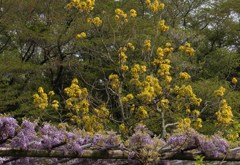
left=0, top=148, right=128, bottom=159
left=163, top=151, right=240, bottom=161
left=1, top=148, right=240, bottom=161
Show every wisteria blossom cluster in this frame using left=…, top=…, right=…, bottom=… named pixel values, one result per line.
left=167, top=128, right=229, bottom=157
left=0, top=116, right=237, bottom=165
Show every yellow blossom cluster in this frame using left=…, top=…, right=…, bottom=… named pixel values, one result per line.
left=69, top=114, right=81, bottom=124
left=127, top=42, right=135, bottom=51
left=76, top=32, right=87, bottom=39
left=51, top=100, right=59, bottom=110
left=87, top=16, right=103, bottom=27
left=130, top=104, right=136, bottom=113
left=216, top=99, right=233, bottom=125
left=179, top=42, right=195, bottom=56
left=163, top=42, right=174, bottom=54
left=33, top=87, right=48, bottom=110
left=68, top=110, right=106, bottom=132
left=94, top=104, right=110, bottom=119
left=142, top=39, right=151, bottom=53
left=214, top=86, right=226, bottom=97
left=64, top=78, right=89, bottom=113
left=227, top=132, right=239, bottom=142
left=136, top=106, right=149, bottom=119
left=192, top=109, right=200, bottom=117
left=145, top=0, right=165, bottom=13
left=177, top=117, right=191, bottom=129
left=118, top=47, right=129, bottom=72
left=48, top=91, right=55, bottom=96
left=115, top=8, right=128, bottom=24
left=119, top=123, right=129, bottom=134
left=82, top=115, right=104, bottom=132
left=108, top=74, right=120, bottom=91
left=176, top=85, right=193, bottom=97
left=232, top=77, right=238, bottom=85
left=122, top=93, right=134, bottom=103
left=158, top=63, right=171, bottom=78
left=189, top=109, right=202, bottom=129
left=179, top=72, right=191, bottom=80
left=66, top=0, right=95, bottom=13
left=130, top=64, right=147, bottom=86
left=130, top=9, right=137, bottom=17
left=152, top=47, right=163, bottom=65
left=193, top=118, right=202, bottom=129
left=158, top=98, right=169, bottom=110
left=152, top=44, right=173, bottom=83
left=65, top=78, right=108, bottom=132
left=137, top=75, right=162, bottom=103
left=158, top=60, right=172, bottom=83
left=158, top=20, right=169, bottom=32
left=175, top=85, right=202, bottom=106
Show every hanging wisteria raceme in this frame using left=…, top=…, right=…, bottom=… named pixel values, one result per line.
left=0, top=117, right=18, bottom=145
left=167, top=128, right=229, bottom=157
left=0, top=116, right=240, bottom=165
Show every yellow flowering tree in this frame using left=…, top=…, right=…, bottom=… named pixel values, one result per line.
left=30, top=0, right=239, bottom=141
left=33, top=78, right=109, bottom=133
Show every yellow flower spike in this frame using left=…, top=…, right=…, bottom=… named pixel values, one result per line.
left=108, top=74, right=120, bottom=90
left=130, top=104, right=135, bottom=112
left=115, top=8, right=122, bottom=15
left=114, top=8, right=128, bottom=25
left=232, top=77, right=237, bottom=85
left=136, top=106, right=149, bottom=119
left=158, top=20, right=169, bottom=32
left=158, top=3, right=165, bottom=10
left=115, top=15, right=120, bottom=20
left=184, top=118, right=191, bottom=126
left=67, top=0, right=95, bottom=13
left=87, top=17, right=92, bottom=23
left=178, top=118, right=191, bottom=129
left=179, top=72, right=191, bottom=80
left=214, top=86, right=226, bottom=97
left=165, top=75, right=172, bottom=83
left=119, top=123, right=128, bottom=134
left=127, top=42, right=135, bottom=50
left=185, top=42, right=191, bottom=47
left=130, top=9, right=137, bottom=17
left=192, top=110, right=200, bottom=117
left=72, top=78, right=79, bottom=84
left=179, top=42, right=195, bottom=56
left=121, top=65, right=129, bottom=71
left=33, top=93, right=39, bottom=99
left=186, top=108, right=191, bottom=114
left=143, top=39, right=151, bottom=52
left=126, top=93, right=134, bottom=100
left=160, top=99, right=169, bottom=109
left=92, top=16, right=102, bottom=27
left=179, top=45, right=185, bottom=51
left=165, top=42, right=171, bottom=47
left=145, top=0, right=165, bottom=13
left=216, top=99, right=233, bottom=125
left=76, top=32, right=87, bottom=39
left=52, top=100, right=59, bottom=110
left=38, top=87, right=44, bottom=94
left=48, top=91, right=55, bottom=96
left=194, top=118, right=202, bottom=129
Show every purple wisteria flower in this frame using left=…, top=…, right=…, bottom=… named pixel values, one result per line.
left=0, top=117, right=18, bottom=142
left=11, top=120, right=40, bottom=149
left=39, top=123, right=66, bottom=149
